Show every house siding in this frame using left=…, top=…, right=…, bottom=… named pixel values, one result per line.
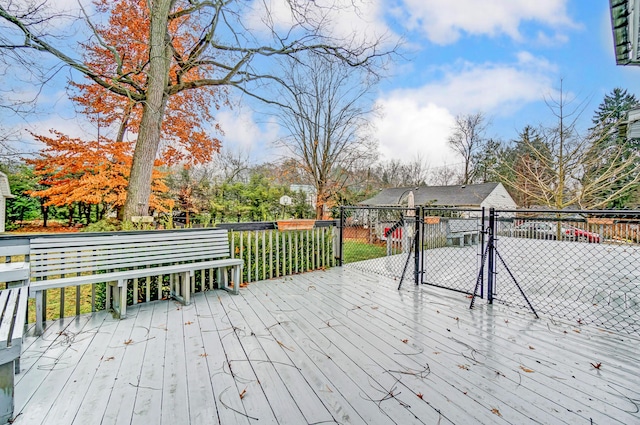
left=480, top=183, right=517, bottom=210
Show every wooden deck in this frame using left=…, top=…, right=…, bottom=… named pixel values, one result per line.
left=13, top=267, right=640, bottom=425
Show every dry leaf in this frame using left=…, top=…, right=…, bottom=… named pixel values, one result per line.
left=528, top=345, right=535, bottom=350
left=520, top=365, right=534, bottom=373
left=104, top=356, right=115, bottom=362
left=491, top=408, right=502, bottom=417
left=573, top=329, right=581, bottom=333
left=239, top=388, right=247, bottom=399
left=185, top=321, right=193, bottom=325
left=458, top=364, right=469, bottom=370
left=590, top=362, right=602, bottom=369
left=417, top=393, right=424, bottom=399
left=277, top=340, right=294, bottom=351
left=124, top=339, right=133, bottom=345
left=433, top=351, right=441, bottom=355
left=401, top=339, right=409, bottom=344
left=199, top=353, right=208, bottom=358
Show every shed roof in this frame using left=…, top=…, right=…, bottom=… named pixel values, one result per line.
left=0, top=172, right=14, bottom=199
left=359, top=182, right=500, bottom=207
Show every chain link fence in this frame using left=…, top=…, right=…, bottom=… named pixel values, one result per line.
left=339, top=206, right=640, bottom=336
left=493, top=210, right=640, bottom=335
left=340, top=206, right=418, bottom=282
left=420, top=208, right=484, bottom=294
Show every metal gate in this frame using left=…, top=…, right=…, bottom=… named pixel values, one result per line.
left=339, top=206, right=484, bottom=293
left=339, top=206, right=640, bottom=336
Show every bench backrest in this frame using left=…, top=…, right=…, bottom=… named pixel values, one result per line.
left=29, top=229, right=232, bottom=280
left=448, top=219, right=478, bottom=233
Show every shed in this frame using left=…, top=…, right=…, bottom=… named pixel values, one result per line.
left=360, top=182, right=517, bottom=210
left=0, top=172, right=14, bottom=232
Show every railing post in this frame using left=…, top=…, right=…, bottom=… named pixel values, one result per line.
left=487, top=208, right=496, bottom=304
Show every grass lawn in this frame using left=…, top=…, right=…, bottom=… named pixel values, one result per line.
left=342, top=239, right=388, bottom=263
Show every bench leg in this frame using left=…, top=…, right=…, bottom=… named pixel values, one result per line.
left=119, top=280, right=127, bottom=319
left=35, top=291, right=44, bottom=336
left=231, top=265, right=240, bottom=295
left=0, top=361, right=15, bottom=424
left=182, top=272, right=190, bottom=305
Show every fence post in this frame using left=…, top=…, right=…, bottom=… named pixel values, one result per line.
left=480, top=207, right=485, bottom=299
left=487, top=208, right=496, bottom=304
left=338, top=206, right=344, bottom=266
left=414, top=207, right=421, bottom=285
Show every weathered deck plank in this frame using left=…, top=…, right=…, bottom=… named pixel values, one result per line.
left=11, top=267, right=640, bottom=425
left=130, top=299, right=169, bottom=425
left=70, top=308, right=142, bottom=425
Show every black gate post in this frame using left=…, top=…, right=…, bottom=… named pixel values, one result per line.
left=487, top=208, right=496, bottom=304
left=480, top=207, right=485, bottom=299
left=338, top=206, right=344, bottom=266
left=414, top=207, right=421, bottom=285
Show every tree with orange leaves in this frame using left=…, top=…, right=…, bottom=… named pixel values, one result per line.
left=1, top=0, right=392, bottom=220
left=27, top=131, right=172, bottom=220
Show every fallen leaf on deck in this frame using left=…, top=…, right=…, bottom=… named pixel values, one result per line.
left=277, top=340, right=294, bottom=351
left=458, top=364, right=469, bottom=370
left=401, top=339, right=409, bottom=344
left=528, top=345, right=535, bottom=350
left=590, top=362, right=602, bottom=369
left=239, top=388, right=247, bottom=399
left=520, top=366, right=534, bottom=373
left=185, top=321, right=193, bottom=325
left=417, top=393, right=424, bottom=399
left=491, top=408, right=502, bottom=417
left=200, top=353, right=208, bottom=358
left=124, top=339, right=133, bottom=345
left=104, top=356, right=115, bottom=361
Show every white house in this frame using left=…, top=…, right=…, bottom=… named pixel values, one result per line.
left=0, top=172, right=15, bottom=232
left=360, top=182, right=517, bottom=210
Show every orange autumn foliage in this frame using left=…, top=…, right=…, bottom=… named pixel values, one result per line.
left=27, top=131, right=173, bottom=212
left=71, top=0, right=226, bottom=166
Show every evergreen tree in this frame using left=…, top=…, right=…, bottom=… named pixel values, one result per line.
left=587, top=88, right=640, bottom=208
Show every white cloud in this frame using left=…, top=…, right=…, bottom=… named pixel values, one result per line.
left=374, top=98, right=458, bottom=165
left=398, top=0, right=576, bottom=45
left=217, top=109, right=281, bottom=163
left=375, top=52, right=558, bottom=165
left=244, top=0, right=398, bottom=49
left=392, top=52, right=557, bottom=115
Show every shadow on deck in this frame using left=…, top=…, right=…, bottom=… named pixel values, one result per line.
left=13, top=267, right=640, bottom=425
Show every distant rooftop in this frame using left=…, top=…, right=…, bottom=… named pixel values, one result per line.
left=359, top=183, right=500, bottom=207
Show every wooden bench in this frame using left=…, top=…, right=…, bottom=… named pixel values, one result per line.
left=446, top=219, right=480, bottom=247
left=28, top=229, right=243, bottom=335
left=0, top=287, right=28, bottom=424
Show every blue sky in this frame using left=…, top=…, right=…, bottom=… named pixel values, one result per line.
left=4, top=0, right=640, bottom=172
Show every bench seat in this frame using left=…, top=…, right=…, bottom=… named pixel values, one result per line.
left=446, top=219, right=480, bottom=247
left=0, top=287, right=28, bottom=424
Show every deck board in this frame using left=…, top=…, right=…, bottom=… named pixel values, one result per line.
left=130, top=299, right=168, bottom=425
left=12, top=267, right=640, bottom=425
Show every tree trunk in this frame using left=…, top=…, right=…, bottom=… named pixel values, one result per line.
left=122, top=0, right=172, bottom=221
